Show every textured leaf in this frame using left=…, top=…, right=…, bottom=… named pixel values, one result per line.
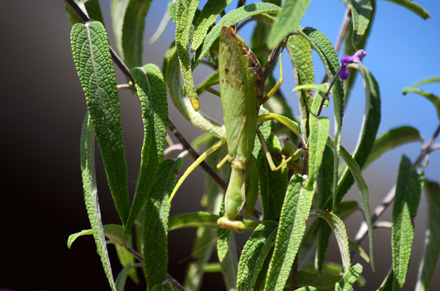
left=415, top=180, right=440, bottom=290
left=298, top=27, right=344, bottom=211
left=79, top=112, right=116, bottom=290
left=67, top=229, right=93, bottom=249
left=265, top=174, right=315, bottom=290
left=237, top=220, right=278, bottom=291
left=336, top=65, right=381, bottom=205
left=336, top=263, right=363, bottom=291
left=192, top=0, right=234, bottom=50
left=221, top=233, right=239, bottom=290
left=151, top=282, right=174, bottom=291
left=365, top=126, right=422, bottom=167
left=383, top=0, right=430, bottom=19
left=258, top=133, right=288, bottom=221
left=193, top=3, right=281, bottom=68
left=217, top=201, right=232, bottom=262
left=65, top=0, right=105, bottom=25
left=296, top=271, right=341, bottom=289
left=350, top=0, right=373, bottom=47
left=115, top=263, right=142, bottom=291
left=295, top=287, right=317, bottom=291
left=306, top=113, right=330, bottom=189
left=316, top=211, right=351, bottom=273
left=176, top=0, right=202, bottom=110
left=267, top=0, right=311, bottom=48
left=163, top=44, right=225, bottom=138
left=111, top=0, right=152, bottom=68
left=124, top=64, right=168, bottom=236
left=71, top=21, right=130, bottom=223
left=144, top=158, right=183, bottom=289
left=392, top=155, right=424, bottom=290
left=402, top=87, right=440, bottom=121
left=328, top=137, right=374, bottom=270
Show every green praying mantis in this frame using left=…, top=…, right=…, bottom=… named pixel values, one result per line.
left=169, top=26, right=305, bottom=232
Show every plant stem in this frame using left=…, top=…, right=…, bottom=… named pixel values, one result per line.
left=168, top=118, right=227, bottom=190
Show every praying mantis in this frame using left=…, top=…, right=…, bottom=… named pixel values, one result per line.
left=169, top=26, right=305, bottom=232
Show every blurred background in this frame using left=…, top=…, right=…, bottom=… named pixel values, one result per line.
left=1, top=0, right=439, bottom=290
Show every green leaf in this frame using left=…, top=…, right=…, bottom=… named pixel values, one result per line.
left=315, top=211, right=351, bottom=273
left=144, top=158, right=183, bottom=289
left=237, top=220, right=278, bottom=291
left=221, top=233, right=239, bottom=290
left=402, top=87, right=440, bottom=121
left=196, top=70, right=219, bottom=94
left=192, top=0, right=234, bottom=51
left=336, top=263, right=363, bottom=291
left=111, top=0, right=152, bottom=69
left=163, top=44, right=226, bottom=138
left=383, top=0, right=430, bottom=19
left=378, top=270, right=394, bottom=291
left=307, top=113, right=330, bottom=189
left=217, top=200, right=232, bottom=262
left=350, top=0, right=373, bottom=47
left=365, top=126, right=422, bottom=167
left=151, top=282, right=174, bottom=291
left=115, top=263, right=142, bottom=291
left=124, top=64, right=168, bottom=236
left=349, top=239, right=370, bottom=264
left=267, top=0, right=311, bottom=48
left=287, top=35, right=315, bottom=135
left=295, top=287, right=317, bottom=291
left=265, top=174, right=315, bottom=290
left=392, top=155, right=424, bottom=290
left=298, top=27, right=344, bottom=212
left=65, top=0, right=105, bottom=25
left=176, top=0, right=202, bottom=111
left=327, top=137, right=375, bottom=271
left=79, top=112, right=116, bottom=290
left=405, top=76, right=440, bottom=87
left=296, top=271, right=341, bottom=288
left=336, top=65, right=381, bottom=205
left=67, top=229, right=93, bottom=249
left=193, top=3, right=281, bottom=69
left=416, top=180, right=440, bottom=290
left=71, top=21, right=130, bottom=224
left=258, top=133, right=288, bottom=221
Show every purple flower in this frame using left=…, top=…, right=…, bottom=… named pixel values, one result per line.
left=339, top=50, right=367, bottom=80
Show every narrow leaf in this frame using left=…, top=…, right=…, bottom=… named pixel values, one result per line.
left=383, top=0, right=430, bottom=19
left=366, top=126, right=422, bottom=167
left=163, top=44, right=226, bottom=138
left=350, top=0, right=373, bottom=47
left=392, top=155, right=424, bottom=290
left=405, top=76, right=440, bottom=88
left=176, top=0, right=202, bottom=110
left=221, top=233, right=239, bottom=290
left=336, top=263, right=363, bottom=291
left=217, top=201, right=232, bottom=262
left=67, top=229, right=93, bottom=249
left=265, top=174, right=315, bottom=290
left=237, top=220, right=278, bottom=291
left=267, top=0, right=311, bottom=49
left=193, top=3, right=281, bottom=69
left=415, top=180, right=440, bottom=290
left=327, top=137, right=374, bottom=270
left=315, top=211, right=351, bottom=273
left=296, top=271, right=341, bottom=289
left=306, top=113, right=330, bottom=189
left=144, top=158, right=183, bottom=289
left=402, top=87, right=440, bottom=121
left=124, top=64, right=168, bottom=236
left=192, top=0, right=234, bottom=50
left=79, top=112, right=116, bottom=290
left=115, top=263, right=142, bottom=291
left=71, top=21, right=130, bottom=223
left=336, top=65, right=381, bottom=205
left=151, top=282, right=174, bottom=291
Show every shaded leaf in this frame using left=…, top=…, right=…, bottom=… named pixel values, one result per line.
left=237, top=220, right=278, bottom=291
left=415, top=180, right=440, bottom=290
left=144, top=158, right=183, bottom=289
left=296, top=271, right=341, bottom=288
left=267, top=0, right=311, bottom=49
left=65, top=0, right=105, bottom=25
left=265, top=175, right=315, bottom=290
left=71, top=21, right=130, bottom=223
left=79, top=112, right=116, bottom=290
left=392, top=155, right=424, bottom=290
left=336, top=263, right=363, bottom=291
left=115, top=263, right=142, bottom=291
left=124, top=64, right=168, bottom=236
left=350, top=0, right=373, bottom=47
